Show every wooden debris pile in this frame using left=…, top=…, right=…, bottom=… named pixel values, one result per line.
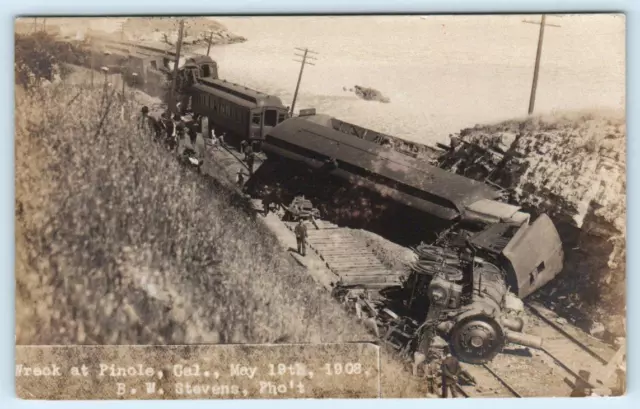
left=440, top=111, right=625, bottom=234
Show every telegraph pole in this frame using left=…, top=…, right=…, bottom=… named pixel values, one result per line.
left=90, top=47, right=94, bottom=86
left=523, top=15, right=561, bottom=115
left=206, top=31, right=214, bottom=56
left=169, top=19, right=185, bottom=115
left=290, top=47, right=318, bottom=116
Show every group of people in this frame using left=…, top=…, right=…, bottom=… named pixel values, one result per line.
left=413, top=346, right=476, bottom=398
left=138, top=105, right=227, bottom=154
left=137, top=105, right=189, bottom=151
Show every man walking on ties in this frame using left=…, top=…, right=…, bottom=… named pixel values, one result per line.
left=294, top=219, right=308, bottom=256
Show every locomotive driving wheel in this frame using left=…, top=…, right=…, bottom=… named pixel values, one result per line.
left=450, top=315, right=505, bottom=364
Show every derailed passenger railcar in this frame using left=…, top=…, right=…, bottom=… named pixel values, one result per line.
left=186, top=78, right=289, bottom=146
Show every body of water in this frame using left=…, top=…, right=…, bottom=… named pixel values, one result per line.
left=204, top=15, right=625, bottom=145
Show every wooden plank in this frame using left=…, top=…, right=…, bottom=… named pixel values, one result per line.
left=318, top=252, right=376, bottom=259
left=328, top=261, right=385, bottom=267
left=310, top=235, right=356, bottom=240
left=336, top=281, right=400, bottom=290
left=336, top=270, right=396, bottom=277
left=335, top=265, right=389, bottom=271
left=312, top=246, right=371, bottom=252
left=329, top=264, right=384, bottom=271
left=338, top=271, right=399, bottom=278
left=339, top=277, right=401, bottom=285
left=323, top=253, right=377, bottom=258
left=338, top=276, right=402, bottom=286
left=325, top=258, right=382, bottom=266
left=335, top=268, right=396, bottom=275
left=310, top=237, right=358, bottom=243
left=311, top=241, right=360, bottom=247
left=324, top=257, right=381, bottom=264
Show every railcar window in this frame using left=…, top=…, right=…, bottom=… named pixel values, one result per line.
left=201, top=65, right=211, bottom=78
left=252, top=114, right=261, bottom=126
left=150, top=60, right=157, bottom=70
left=278, top=113, right=286, bottom=123
left=265, top=110, right=278, bottom=127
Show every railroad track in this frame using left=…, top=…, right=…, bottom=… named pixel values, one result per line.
left=455, top=363, right=522, bottom=398
left=524, top=302, right=621, bottom=394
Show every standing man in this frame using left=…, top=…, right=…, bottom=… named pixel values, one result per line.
left=161, top=111, right=175, bottom=150
left=262, top=189, right=272, bottom=216
left=236, top=170, right=245, bottom=189
left=425, top=352, right=442, bottom=396
left=245, top=143, right=255, bottom=176
left=440, top=345, right=474, bottom=398
left=138, top=106, right=150, bottom=135
left=294, top=219, right=308, bottom=256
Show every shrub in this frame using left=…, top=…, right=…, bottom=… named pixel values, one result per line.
left=15, top=32, right=89, bottom=87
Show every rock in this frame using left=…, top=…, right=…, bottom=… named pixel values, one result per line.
left=556, top=317, right=568, bottom=325
left=353, top=85, right=391, bottom=103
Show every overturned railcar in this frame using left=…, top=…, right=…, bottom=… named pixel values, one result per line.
left=257, top=114, right=530, bottom=236
left=257, top=114, right=565, bottom=363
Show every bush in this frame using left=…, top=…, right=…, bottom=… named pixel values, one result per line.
left=15, top=32, right=89, bottom=87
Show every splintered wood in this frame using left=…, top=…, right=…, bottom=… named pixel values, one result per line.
left=285, top=220, right=403, bottom=288
left=442, top=110, right=625, bottom=265
left=447, top=112, right=625, bottom=230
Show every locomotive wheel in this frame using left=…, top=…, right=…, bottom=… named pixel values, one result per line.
left=450, top=315, right=505, bottom=364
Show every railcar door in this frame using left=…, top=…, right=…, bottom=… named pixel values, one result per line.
left=261, top=108, right=287, bottom=137
left=249, top=109, right=264, bottom=140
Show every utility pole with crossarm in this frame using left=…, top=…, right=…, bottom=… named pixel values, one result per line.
left=169, top=19, right=185, bottom=116
left=291, top=47, right=318, bottom=116
left=523, top=15, right=561, bottom=115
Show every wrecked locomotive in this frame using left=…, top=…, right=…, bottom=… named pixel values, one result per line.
left=252, top=113, right=565, bottom=363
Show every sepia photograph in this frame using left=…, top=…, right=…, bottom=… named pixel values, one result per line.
left=14, top=14, right=626, bottom=399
